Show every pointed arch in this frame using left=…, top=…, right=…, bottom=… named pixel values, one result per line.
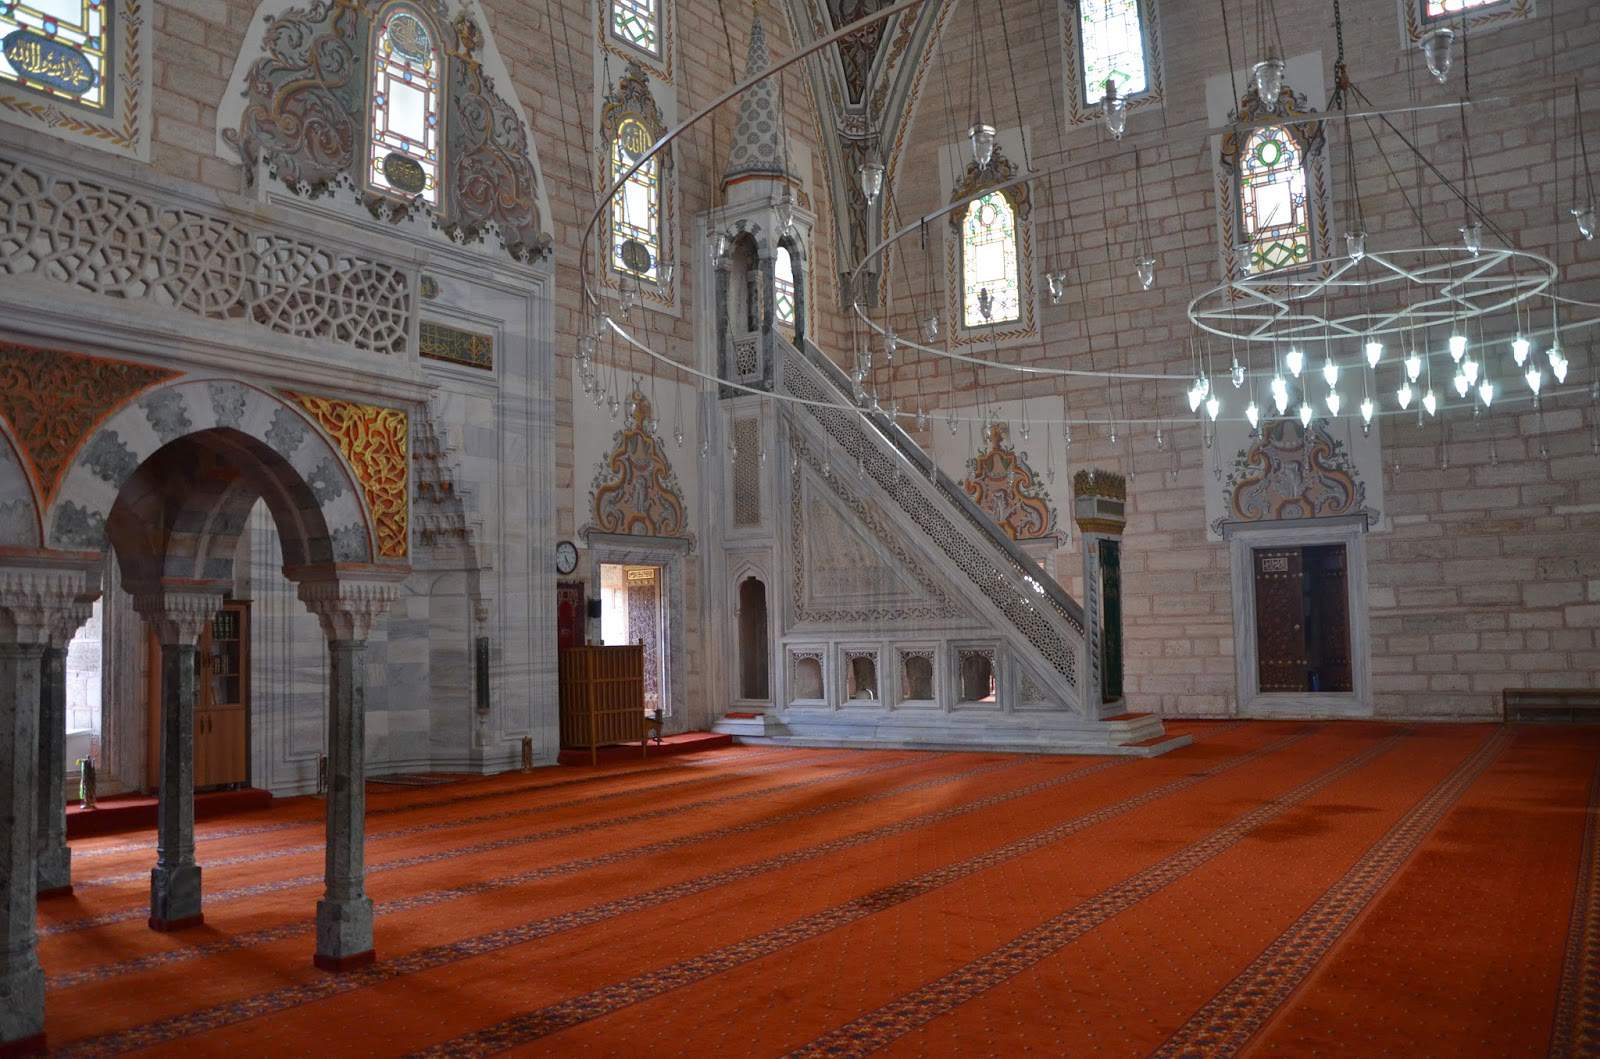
left=366, top=2, right=445, bottom=207
left=1217, top=78, right=1331, bottom=278
left=945, top=144, right=1036, bottom=345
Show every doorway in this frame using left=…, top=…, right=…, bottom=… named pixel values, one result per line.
left=599, top=563, right=667, bottom=716
left=145, top=601, right=250, bottom=791
left=1251, top=544, right=1354, bottom=694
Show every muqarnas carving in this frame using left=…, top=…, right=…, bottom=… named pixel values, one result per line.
left=227, top=1, right=549, bottom=262
left=588, top=392, right=688, bottom=539
left=961, top=423, right=1058, bottom=543
left=1216, top=418, right=1365, bottom=535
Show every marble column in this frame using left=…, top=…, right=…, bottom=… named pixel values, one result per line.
left=36, top=601, right=91, bottom=899
left=133, top=590, right=220, bottom=932
left=0, top=564, right=95, bottom=1054
left=298, top=576, right=399, bottom=973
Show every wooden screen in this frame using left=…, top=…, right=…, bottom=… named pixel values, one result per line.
left=559, top=644, right=647, bottom=765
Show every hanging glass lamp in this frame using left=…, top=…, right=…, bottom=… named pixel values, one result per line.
left=858, top=161, right=885, bottom=204
left=1574, top=204, right=1597, bottom=241
left=1511, top=335, right=1531, bottom=366
left=1285, top=348, right=1305, bottom=378
left=1365, top=340, right=1383, bottom=368
left=1420, top=28, right=1455, bottom=84
left=1251, top=56, right=1285, bottom=102
left=968, top=122, right=997, bottom=167
left=1135, top=256, right=1156, bottom=290
left=1102, top=80, right=1128, bottom=139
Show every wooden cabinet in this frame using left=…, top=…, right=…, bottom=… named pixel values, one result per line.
left=146, top=602, right=250, bottom=791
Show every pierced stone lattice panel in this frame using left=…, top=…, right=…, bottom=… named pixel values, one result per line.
left=0, top=155, right=413, bottom=357
left=784, top=357, right=1079, bottom=686
left=731, top=417, right=762, bottom=527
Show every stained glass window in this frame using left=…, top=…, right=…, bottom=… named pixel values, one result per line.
left=367, top=6, right=442, bottom=206
left=775, top=245, right=797, bottom=328
left=1077, top=0, right=1149, bottom=99
left=1238, top=125, right=1309, bottom=273
left=611, top=115, right=661, bottom=281
left=611, top=0, right=660, bottom=58
left=1424, top=0, right=1506, bottom=18
left=0, top=0, right=110, bottom=110
left=962, top=192, right=1021, bottom=328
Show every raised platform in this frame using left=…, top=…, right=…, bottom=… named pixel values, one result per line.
left=66, top=788, right=274, bottom=839
left=556, top=731, right=733, bottom=767
left=713, top=710, right=1191, bottom=757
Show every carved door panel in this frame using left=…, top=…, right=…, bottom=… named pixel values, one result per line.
left=1254, top=547, right=1307, bottom=692
left=1098, top=539, right=1124, bottom=703
left=1305, top=545, right=1353, bottom=692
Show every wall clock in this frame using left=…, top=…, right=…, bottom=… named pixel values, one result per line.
left=555, top=540, right=578, bottom=576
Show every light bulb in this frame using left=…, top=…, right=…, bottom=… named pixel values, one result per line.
left=1286, top=348, right=1305, bottom=378
left=1206, top=394, right=1221, bottom=421
left=1526, top=365, right=1543, bottom=394
left=1460, top=222, right=1483, bottom=257
left=1102, top=79, right=1127, bottom=139
left=1360, top=397, right=1375, bottom=425
left=1478, top=380, right=1495, bottom=406
left=1326, top=392, right=1342, bottom=416
left=1231, top=358, right=1246, bottom=388
left=1453, top=372, right=1470, bottom=398
left=1271, top=375, right=1290, bottom=414
left=1575, top=204, right=1598, bottom=241
left=1045, top=270, right=1067, bottom=305
left=1405, top=353, right=1423, bottom=382
left=1322, top=357, right=1339, bottom=388
left=1511, top=335, right=1531, bottom=366
left=1552, top=352, right=1569, bottom=384
left=1448, top=333, right=1467, bottom=362
left=1199, top=375, right=1211, bottom=399
left=1135, top=256, right=1156, bottom=290
left=1463, top=358, right=1480, bottom=385
left=858, top=161, right=885, bottom=204
left=1365, top=340, right=1383, bottom=368
left=1245, top=401, right=1261, bottom=428
left=1423, top=389, right=1438, bottom=417
left=1420, top=27, right=1455, bottom=84
left=1398, top=382, right=1414, bottom=409
left=1346, top=231, right=1367, bottom=262
left=923, top=312, right=939, bottom=342
left=968, top=122, right=997, bottom=168
left=884, top=330, right=898, bottom=360
left=1252, top=56, right=1285, bottom=102
left=1187, top=381, right=1204, bottom=413
left=1298, top=403, right=1314, bottom=428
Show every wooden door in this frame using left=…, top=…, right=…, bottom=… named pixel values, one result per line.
left=197, top=603, right=249, bottom=789
left=1305, top=545, right=1353, bottom=693
left=1254, top=547, right=1308, bottom=692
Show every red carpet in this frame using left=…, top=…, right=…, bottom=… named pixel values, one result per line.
left=555, top=730, right=733, bottom=766
left=34, top=723, right=1600, bottom=1056
left=65, top=788, right=274, bottom=839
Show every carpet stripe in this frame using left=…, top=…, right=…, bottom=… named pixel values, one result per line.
left=778, top=728, right=1456, bottom=1059
left=69, top=750, right=851, bottom=885
left=59, top=734, right=1198, bottom=1056
left=1549, top=753, right=1600, bottom=1059
left=48, top=753, right=999, bottom=989
left=393, top=726, right=1309, bottom=1058
left=47, top=753, right=868, bottom=933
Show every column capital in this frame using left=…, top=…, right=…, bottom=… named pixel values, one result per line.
left=296, top=576, right=403, bottom=642
left=131, top=586, right=226, bottom=646
left=0, top=564, right=97, bottom=647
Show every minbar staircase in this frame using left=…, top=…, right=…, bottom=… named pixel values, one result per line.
left=714, top=334, right=1186, bottom=757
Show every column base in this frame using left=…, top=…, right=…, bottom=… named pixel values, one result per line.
left=313, top=949, right=376, bottom=973
left=315, top=895, right=374, bottom=971
left=147, top=913, right=205, bottom=932
left=150, top=863, right=202, bottom=928
left=0, top=964, right=44, bottom=1056
left=36, top=846, right=70, bottom=896
left=0, top=1034, right=45, bottom=1058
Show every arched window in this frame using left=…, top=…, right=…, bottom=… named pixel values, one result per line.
left=610, top=0, right=661, bottom=58
left=1217, top=77, right=1329, bottom=279
left=1061, top=0, right=1164, bottom=127
left=611, top=115, right=661, bottom=281
left=962, top=192, right=1021, bottom=328
left=774, top=245, right=797, bottom=329
left=0, top=0, right=109, bottom=110
left=1239, top=124, right=1308, bottom=273
left=366, top=5, right=443, bottom=206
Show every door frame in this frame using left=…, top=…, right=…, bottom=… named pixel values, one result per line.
left=582, top=531, right=691, bottom=727
left=1223, top=514, right=1373, bottom=718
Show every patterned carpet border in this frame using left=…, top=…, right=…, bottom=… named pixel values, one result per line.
left=57, top=740, right=1164, bottom=1057
left=1150, top=727, right=1510, bottom=1057
left=1549, top=754, right=1600, bottom=1059
left=780, top=729, right=1449, bottom=1059
left=393, top=725, right=1305, bottom=1058
left=49, top=754, right=1003, bottom=990
left=71, top=747, right=804, bottom=860
left=70, top=751, right=853, bottom=887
